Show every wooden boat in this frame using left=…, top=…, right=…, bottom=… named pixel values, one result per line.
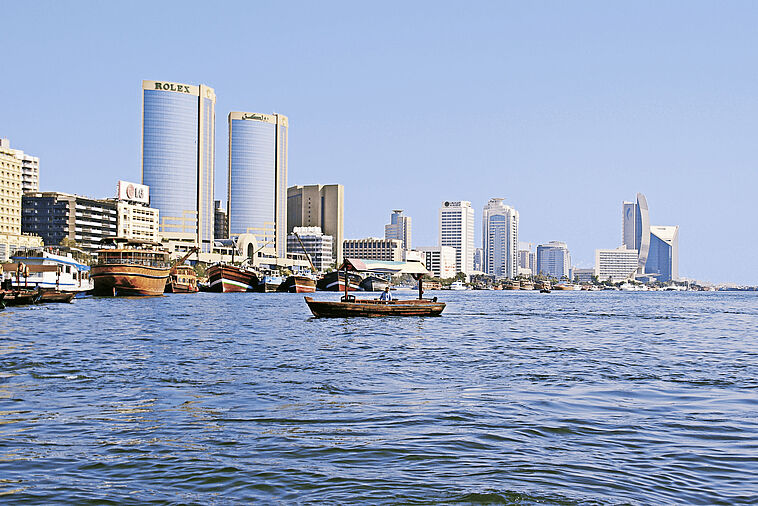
left=37, top=289, right=76, bottom=303
left=165, top=248, right=199, bottom=293
left=504, top=280, right=520, bottom=290
left=277, top=275, right=317, bottom=293
left=552, top=283, right=573, bottom=291
left=360, top=275, right=389, bottom=292
left=91, top=239, right=171, bottom=296
left=316, top=271, right=363, bottom=291
left=520, top=281, right=534, bottom=290
left=256, top=274, right=284, bottom=293
left=206, top=262, right=259, bottom=292
left=166, top=265, right=199, bottom=293
left=305, top=258, right=445, bottom=318
left=2, top=289, right=41, bottom=306
left=305, top=296, right=446, bottom=317
left=534, top=280, right=552, bottom=292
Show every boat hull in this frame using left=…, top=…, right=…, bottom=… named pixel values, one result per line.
left=165, top=281, right=199, bottom=293
left=91, top=264, right=170, bottom=296
left=206, top=264, right=258, bottom=292
left=304, top=296, right=445, bottom=317
left=316, top=271, right=363, bottom=291
left=38, top=289, right=75, bottom=303
left=360, top=276, right=389, bottom=292
left=277, top=276, right=317, bottom=293
left=1, top=290, right=41, bottom=306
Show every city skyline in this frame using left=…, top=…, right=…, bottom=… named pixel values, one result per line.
left=2, top=2, right=757, bottom=284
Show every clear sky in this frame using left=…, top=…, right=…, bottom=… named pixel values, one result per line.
left=2, top=1, right=757, bottom=284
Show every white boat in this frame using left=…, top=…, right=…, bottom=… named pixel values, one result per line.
left=6, top=248, right=93, bottom=294
left=449, top=281, right=468, bottom=291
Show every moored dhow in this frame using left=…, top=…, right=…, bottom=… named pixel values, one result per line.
left=91, top=239, right=171, bottom=296
left=316, top=270, right=363, bottom=291
left=277, top=275, right=317, bottom=293
left=206, top=262, right=259, bottom=292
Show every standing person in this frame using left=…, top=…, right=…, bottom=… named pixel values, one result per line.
left=379, top=286, right=393, bottom=301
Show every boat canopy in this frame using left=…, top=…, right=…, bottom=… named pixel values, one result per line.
left=339, top=258, right=429, bottom=275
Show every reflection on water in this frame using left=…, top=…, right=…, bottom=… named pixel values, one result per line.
left=0, top=291, right=757, bottom=503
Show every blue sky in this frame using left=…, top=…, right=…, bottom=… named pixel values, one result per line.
left=2, top=1, right=757, bottom=284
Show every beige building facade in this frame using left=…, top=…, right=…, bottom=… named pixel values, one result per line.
left=0, top=145, right=43, bottom=260
left=287, top=184, right=344, bottom=262
left=595, top=246, right=639, bottom=282
left=343, top=238, right=403, bottom=262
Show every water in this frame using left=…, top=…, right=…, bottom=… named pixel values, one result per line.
left=1, top=291, right=757, bottom=504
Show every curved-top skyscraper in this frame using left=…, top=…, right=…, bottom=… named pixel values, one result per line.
left=228, top=112, right=288, bottom=259
left=622, top=192, right=650, bottom=275
left=141, top=80, right=215, bottom=251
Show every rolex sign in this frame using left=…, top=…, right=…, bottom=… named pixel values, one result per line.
left=118, top=180, right=150, bottom=205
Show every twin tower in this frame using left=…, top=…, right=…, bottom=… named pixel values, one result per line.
left=140, top=80, right=288, bottom=256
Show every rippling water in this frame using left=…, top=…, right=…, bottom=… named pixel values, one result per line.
left=1, top=291, right=757, bottom=504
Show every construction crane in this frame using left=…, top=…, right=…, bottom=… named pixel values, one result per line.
left=293, top=231, right=317, bottom=273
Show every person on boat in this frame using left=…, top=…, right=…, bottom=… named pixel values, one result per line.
left=379, top=286, right=393, bottom=301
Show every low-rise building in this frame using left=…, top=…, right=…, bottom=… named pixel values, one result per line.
left=595, top=246, right=638, bottom=282
left=573, top=267, right=595, bottom=284
left=343, top=237, right=403, bottom=262
left=417, top=245, right=457, bottom=279
left=287, top=226, right=333, bottom=272
left=22, top=192, right=117, bottom=253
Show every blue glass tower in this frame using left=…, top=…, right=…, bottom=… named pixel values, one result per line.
left=228, top=112, right=288, bottom=259
left=141, top=80, right=215, bottom=251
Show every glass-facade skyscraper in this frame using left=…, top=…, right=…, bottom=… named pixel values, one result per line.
left=622, top=192, right=650, bottom=275
left=141, top=80, right=215, bottom=251
left=228, top=112, right=288, bottom=259
left=482, top=198, right=519, bottom=278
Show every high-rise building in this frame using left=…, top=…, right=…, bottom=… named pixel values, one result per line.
left=0, top=138, right=39, bottom=193
left=384, top=209, right=411, bottom=250
left=595, top=246, right=638, bottom=282
left=646, top=226, right=679, bottom=282
left=518, top=242, right=536, bottom=275
left=287, top=184, right=344, bottom=262
left=482, top=198, right=519, bottom=278
left=228, top=111, right=288, bottom=259
left=287, top=226, right=333, bottom=272
left=417, top=246, right=457, bottom=279
left=536, top=241, right=571, bottom=279
left=439, top=200, right=474, bottom=275
left=621, top=193, right=679, bottom=282
left=0, top=145, right=43, bottom=259
left=622, top=193, right=650, bottom=275
left=22, top=192, right=117, bottom=253
left=214, top=200, right=228, bottom=240
left=343, top=238, right=403, bottom=262
left=141, top=80, right=216, bottom=251
left=473, top=247, right=483, bottom=272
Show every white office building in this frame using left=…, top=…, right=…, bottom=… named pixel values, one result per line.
left=595, top=246, right=639, bottom=282
left=384, top=209, right=411, bottom=250
left=536, top=241, right=571, bottom=279
left=482, top=198, right=519, bottom=278
left=417, top=246, right=457, bottom=279
left=287, top=226, right=333, bottom=272
left=439, top=200, right=474, bottom=275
